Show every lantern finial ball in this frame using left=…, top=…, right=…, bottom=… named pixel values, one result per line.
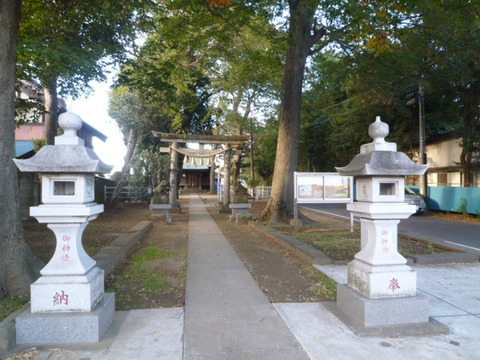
left=368, top=116, right=389, bottom=143
left=58, top=111, right=83, bottom=137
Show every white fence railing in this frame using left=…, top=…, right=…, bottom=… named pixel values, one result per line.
left=217, top=185, right=272, bottom=203
left=248, top=186, right=272, bottom=200
left=104, top=186, right=150, bottom=203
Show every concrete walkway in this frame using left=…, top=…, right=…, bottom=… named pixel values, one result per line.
left=183, top=194, right=308, bottom=359
left=2, top=194, right=480, bottom=359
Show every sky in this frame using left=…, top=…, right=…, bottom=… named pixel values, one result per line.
left=66, top=79, right=126, bottom=175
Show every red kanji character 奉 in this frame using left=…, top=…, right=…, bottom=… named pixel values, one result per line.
left=388, top=278, right=401, bottom=292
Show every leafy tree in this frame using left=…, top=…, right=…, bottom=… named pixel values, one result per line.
left=0, top=0, right=42, bottom=297
left=210, top=18, right=283, bottom=195
left=410, top=1, right=480, bottom=186
left=305, top=1, right=480, bottom=186
left=127, top=149, right=170, bottom=201
left=114, top=1, right=280, bottom=200
left=17, top=0, right=143, bottom=144
left=107, top=86, right=169, bottom=207
left=300, top=52, right=350, bottom=171
left=259, top=0, right=415, bottom=222
left=116, top=3, right=226, bottom=136
left=251, top=117, right=279, bottom=185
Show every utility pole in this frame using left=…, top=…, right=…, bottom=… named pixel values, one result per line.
left=250, top=131, right=255, bottom=183
left=418, top=83, right=428, bottom=199
left=406, top=83, right=428, bottom=204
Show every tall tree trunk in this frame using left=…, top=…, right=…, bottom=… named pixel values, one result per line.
left=44, top=75, right=59, bottom=145
left=260, top=0, right=320, bottom=223
left=0, top=0, right=42, bottom=296
left=460, top=142, right=473, bottom=187
left=460, top=111, right=478, bottom=187
left=108, top=127, right=138, bottom=208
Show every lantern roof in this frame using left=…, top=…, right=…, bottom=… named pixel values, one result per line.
left=13, top=112, right=113, bottom=174
left=336, top=116, right=428, bottom=176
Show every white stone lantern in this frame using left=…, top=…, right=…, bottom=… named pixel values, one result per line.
left=335, top=116, right=434, bottom=331
left=13, top=112, right=115, bottom=343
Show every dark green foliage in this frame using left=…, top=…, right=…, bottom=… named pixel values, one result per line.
left=18, top=0, right=143, bottom=97
left=300, top=1, right=480, bottom=175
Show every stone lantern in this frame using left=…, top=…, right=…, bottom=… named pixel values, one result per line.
left=334, top=116, right=439, bottom=333
left=13, top=112, right=115, bottom=344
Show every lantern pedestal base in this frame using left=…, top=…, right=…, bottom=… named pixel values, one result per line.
left=30, top=266, right=104, bottom=313
left=347, top=260, right=417, bottom=299
left=15, top=292, right=115, bottom=344
left=337, top=284, right=429, bottom=327
left=149, top=204, right=172, bottom=222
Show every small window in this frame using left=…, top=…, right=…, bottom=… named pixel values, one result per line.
left=53, top=181, right=75, bottom=196
left=379, top=182, right=396, bottom=196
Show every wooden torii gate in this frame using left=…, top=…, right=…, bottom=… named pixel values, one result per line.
left=152, top=131, right=249, bottom=209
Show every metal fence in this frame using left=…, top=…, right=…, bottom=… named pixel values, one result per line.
left=427, top=186, right=480, bottom=214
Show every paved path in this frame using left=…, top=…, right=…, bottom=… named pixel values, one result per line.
left=2, top=194, right=480, bottom=359
left=183, top=194, right=308, bottom=359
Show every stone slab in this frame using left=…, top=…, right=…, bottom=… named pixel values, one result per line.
left=0, top=304, right=29, bottom=351
left=93, top=221, right=152, bottom=276
left=249, top=223, right=332, bottom=265
left=410, top=253, right=479, bottom=264
left=149, top=204, right=172, bottom=219
left=16, top=293, right=115, bottom=344
left=99, top=308, right=184, bottom=360
left=129, top=220, right=153, bottom=235
left=229, top=203, right=252, bottom=209
left=149, top=204, right=172, bottom=210
left=109, top=234, right=137, bottom=248
left=229, top=203, right=251, bottom=217
left=275, top=302, right=470, bottom=360
left=336, top=284, right=431, bottom=328
left=324, top=302, right=450, bottom=337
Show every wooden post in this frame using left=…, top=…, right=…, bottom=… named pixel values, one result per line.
left=169, top=141, right=178, bottom=208
left=210, top=155, right=216, bottom=194
left=223, top=145, right=231, bottom=206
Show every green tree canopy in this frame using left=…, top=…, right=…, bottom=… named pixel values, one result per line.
left=18, top=0, right=145, bottom=143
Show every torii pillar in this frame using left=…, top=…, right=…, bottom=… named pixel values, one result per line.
left=220, top=144, right=232, bottom=212
left=209, top=150, right=216, bottom=195
left=169, top=141, right=179, bottom=209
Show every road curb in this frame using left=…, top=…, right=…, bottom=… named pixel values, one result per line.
left=247, top=222, right=332, bottom=265
left=94, top=221, right=152, bottom=275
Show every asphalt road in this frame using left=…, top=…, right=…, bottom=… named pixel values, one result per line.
left=299, top=203, right=480, bottom=255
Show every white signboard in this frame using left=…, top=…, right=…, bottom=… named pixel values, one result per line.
left=294, top=172, right=353, bottom=204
